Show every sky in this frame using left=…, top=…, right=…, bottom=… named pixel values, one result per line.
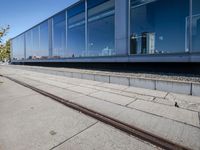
left=0, top=0, right=78, bottom=42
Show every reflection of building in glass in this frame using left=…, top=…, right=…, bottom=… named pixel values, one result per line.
left=130, top=32, right=155, bottom=54
left=141, top=32, right=155, bottom=54
left=11, top=0, right=200, bottom=63
left=130, top=34, right=137, bottom=54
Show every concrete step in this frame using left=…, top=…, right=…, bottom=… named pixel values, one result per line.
left=4, top=65, right=200, bottom=96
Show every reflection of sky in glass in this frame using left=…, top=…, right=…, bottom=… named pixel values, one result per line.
left=192, top=0, right=200, bottom=52
left=39, top=21, right=49, bottom=57
left=131, top=0, right=189, bottom=54
left=88, top=0, right=115, bottom=56
left=67, top=2, right=85, bottom=58
left=25, top=21, right=49, bottom=59
left=32, top=26, right=40, bottom=56
left=53, top=12, right=66, bottom=57
left=12, top=35, right=25, bottom=60
left=25, top=30, right=32, bottom=59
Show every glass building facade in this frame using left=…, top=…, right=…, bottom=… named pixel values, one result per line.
left=11, top=0, right=200, bottom=61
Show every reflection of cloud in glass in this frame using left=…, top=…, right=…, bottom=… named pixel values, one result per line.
left=159, top=36, right=163, bottom=41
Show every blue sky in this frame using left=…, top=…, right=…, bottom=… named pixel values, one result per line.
left=0, top=0, right=78, bottom=42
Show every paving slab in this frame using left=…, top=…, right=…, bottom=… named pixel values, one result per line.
left=89, top=91, right=136, bottom=106
left=69, top=86, right=99, bottom=95
left=0, top=79, right=97, bottom=150
left=55, top=75, right=101, bottom=86
left=79, top=84, right=121, bottom=94
left=9, top=75, right=44, bottom=87
left=98, top=82, right=129, bottom=90
left=54, top=122, right=158, bottom=150
left=0, top=78, right=36, bottom=101
left=166, top=93, right=200, bottom=112
left=116, top=109, right=200, bottom=150
left=125, top=86, right=167, bottom=98
left=36, top=84, right=85, bottom=100
left=69, top=95, right=127, bottom=118
left=153, top=98, right=175, bottom=106
left=41, top=79, right=76, bottom=89
left=128, top=100, right=200, bottom=127
left=119, top=91, right=155, bottom=101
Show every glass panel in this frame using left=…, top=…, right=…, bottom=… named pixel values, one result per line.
left=130, top=0, right=189, bottom=54
left=25, top=30, right=32, bottom=59
left=192, top=0, right=200, bottom=52
left=12, top=35, right=25, bottom=60
left=87, top=0, right=115, bottom=56
left=26, top=21, right=49, bottom=60
left=32, top=26, right=40, bottom=57
left=67, top=2, right=85, bottom=57
left=53, top=12, right=66, bottom=58
left=25, top=26, right=40, bottom=59
left=39, top=21, right=49, bottom=58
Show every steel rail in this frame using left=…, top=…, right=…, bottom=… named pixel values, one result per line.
left=3, top=75, right=191, bottom=150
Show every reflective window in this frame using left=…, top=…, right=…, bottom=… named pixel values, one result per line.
left=53, top=12, right=66, bottom=58
left=25, top=30, right=32, bottom=59
left=12, top=35, right=25, bottom=60
left=130, top=0, right=189, bottom=54
left=67, top=2, right=85, bottom=58
left=192, top=0, right=200, bottom=52
left=32, top=26, right=40, bottom=56
left=39, top=21, right=49, bottom=58
left=87, top=0, right=115, bottom=56
left=26, top=26, right=40, bottom=59
left=25, top=21, right=49, bottom=60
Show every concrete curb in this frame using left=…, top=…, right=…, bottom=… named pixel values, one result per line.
left=8, top=65, right=200, bottom=96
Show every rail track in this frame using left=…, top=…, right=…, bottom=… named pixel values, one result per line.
left=1, top=74, right=191, bottom=150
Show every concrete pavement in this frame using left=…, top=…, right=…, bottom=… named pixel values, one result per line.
left=1, top=66, right=200, bottom=149
left=0, top=77, right=158, bottom=150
